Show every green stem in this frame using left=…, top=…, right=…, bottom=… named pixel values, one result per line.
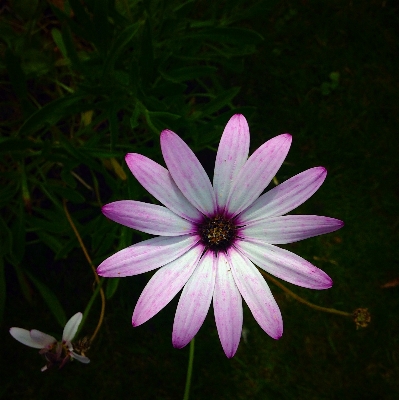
left=183, top=337, right=195, bottom=400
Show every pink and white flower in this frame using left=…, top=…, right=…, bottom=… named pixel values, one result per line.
left=10, top=312, right=90, bottom=371
left=97, top=114, right=343, bottom=357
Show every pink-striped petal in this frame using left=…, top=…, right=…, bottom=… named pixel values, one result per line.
left=172, top=251, right=216, bottom=349
left=241, top=215, right=344, bottom=244
left=125, top=154, right=202, bottom=222
left=161, top=130, right=216, bottom=216
left=30, top=330, right=57, bottom=348
left=102, top=201, right=195, bottom=236
left=226, top=134, right=292, bottom=217
left=213, top=252, right=243, bottom=358
left=213, top=114, right=250, bottom=212
left=236, top=239, right=332, bottom=289
left=228, top=248, right=283, bottom=339
left=132, top=245, right=204, bottom=326
left=97, top=235, right=199, bottom=277
left=62, top=312, right=82, bottom=342
left=237, top=167, right=327, bottom=223
left=10, top=328, right=55, bottom=349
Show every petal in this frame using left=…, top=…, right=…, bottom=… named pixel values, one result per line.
left=161, top=130, right=216, bottom=216
left=62, top=312, right=82, bottom=342
left=226, top=134, right=292, bottom=217
left=228, top=248, right=283, bottom=339
left=125, top=154, right=202, bottom=222
left=102, top=201, right=195, bottom=236
left=30, top=330, right=57, bottom=348
left=238, top=167, right=327, bottom=223
left=10, top=328, right=55, bottom=349
left=213, top=252, right=243, bottom=358
left=213, top=114, right=250, bottom=212
left=241, top=215, right=344, bottom=244
left=172, top=251, right=216, bottom=349
left=70, top=351, right=90, bottom=363
left=97, top=235, right=199, bottom=277
left=132, top=245, right=203, bottom=326
left=236, top=239, right=332, bottom=289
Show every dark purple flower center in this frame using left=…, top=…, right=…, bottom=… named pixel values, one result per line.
left=198, top=215, right=237, bottom=252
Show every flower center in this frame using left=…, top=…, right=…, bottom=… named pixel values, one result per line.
left=198, top=215, right=237, bottom=252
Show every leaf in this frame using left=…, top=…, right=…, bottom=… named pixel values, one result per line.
left=103, top=22, right=142, bottom=74
left=184, top=27, right=264, bottom=46
left=10, top=203, right=26, bottom=265
left=0, top=216, right=12, bottom=258
left=25, top=270, right=67, bottom=328
left=199, top=87, right=241, bottom=116
left=51, top=28, right=68, bottom=60
left=49, top=185, right=86, bottom=203
left=110, top=158, right=127, bottom=181
left=160, top=66, right=217, bottom=83
left=139, top=19, right=154, bottom=86
left=105, top=278, right=120, bottom=299
left=11, top=263, right=32, bottom=303
left=19, top=94, right=85, bottom=135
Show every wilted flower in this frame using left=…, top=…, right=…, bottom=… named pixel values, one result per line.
left=98, top=114, right=343, bottom=357
left=10, top=312, right=90, bottom=371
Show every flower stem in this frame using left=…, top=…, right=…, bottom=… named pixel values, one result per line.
left=260, top=270, right=352, bottom=317
left=63, top=199, right=106, bottom=342
left=183, top=337, right=195, bottom=400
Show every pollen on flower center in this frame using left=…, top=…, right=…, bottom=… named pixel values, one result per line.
left=198, top=215, right=237, bottom=252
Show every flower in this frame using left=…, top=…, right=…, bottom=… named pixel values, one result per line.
left=10, top=312, right=90, bottom=371
left=97, top=114, right=343, bottom=358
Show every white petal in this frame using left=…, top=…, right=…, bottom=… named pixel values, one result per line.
left=102, top=201, right=195, bottom=236
left=241, top=215, right=344, bottom=244
left=10, top=328, right=54, bottom=349
left=213, top=114, right=250, bottom=212
left=125, top=153, right=203, bottom=222
left=213, top=252, right=243, bottom=358
left=30, top=330, right=57, bottom=348
left=161, top=129, right=216, bottom=216
left=236, top=239, right=332, bottom=289
left=237, top=167, right=327, bottom=223
left=228, top=248, right=283, bottom=339
left=132, top=245, right=204, bottom=326
left=172, top=251, right=216, bottom=349
left=62, top=312, right=82, bottom=342
left=71, top=351, right=90, bottom=363
left=97, top=235, right=199, bottom=277
left=226, top=134, right=292, bottom=217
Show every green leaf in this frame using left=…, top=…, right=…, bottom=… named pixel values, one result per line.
left=19, top=94, right=85, bottom=135
left=184, top=27, right=264, bottom=46
left=10, top=204, right=26, bottom=265
left=49, top=184, right=86, bottom=204
left=199, top=87, right=241, bottom=116
left=103, top=22, right=142, bottom=74
left=51, top=28, right=68, bottom=60
left=0, top=138, right=41, bottom=153
left=139, top=19, right=154, bottom=86
left=93, top=0, right=110, bottom=55
left=105, top=278, right=120, bottom=299
left=11, top=263, right=32, bottom=303
left=160, top=66, right=217, bottom=83
left=147, top=111, right=182, bottom=121
left=25, top=270, right=67, bottom=328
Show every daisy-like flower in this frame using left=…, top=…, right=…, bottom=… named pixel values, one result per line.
left=97, top=114, right=343, bottom=358
left=10, top=312, right=90, bottom=371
